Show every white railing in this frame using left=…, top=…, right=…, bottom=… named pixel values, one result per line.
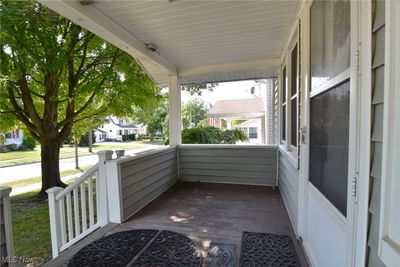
left=47, top=164, right=100, bottom=257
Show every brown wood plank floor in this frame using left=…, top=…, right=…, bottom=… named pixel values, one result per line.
left=109, top=182, right=309, bottom=266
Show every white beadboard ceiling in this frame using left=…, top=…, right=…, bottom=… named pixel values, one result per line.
left=40, top=0, right=300, bottom=86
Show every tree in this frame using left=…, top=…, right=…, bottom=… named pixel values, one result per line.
left=132, top=97, right=169, bottom=139
left=0, top=1, right=162, bottom=196
left=182, top=83, right=218, bottom=96
left=181, top=99, right=208, bottom=129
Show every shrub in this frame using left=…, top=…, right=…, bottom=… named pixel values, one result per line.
left=122, top=134, right=136, bottom=142
left=79, top=132, right=96, bottom=146
left=22, top=136, right=36, bottom=150
left=182, top=126, right=248, bottom=144
left=6, top=143, right=18, bottom=151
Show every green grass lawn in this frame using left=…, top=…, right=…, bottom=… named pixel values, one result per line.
left=11, top=190, right=52, bottom=265
left=0, top=141, right=154, bottom=167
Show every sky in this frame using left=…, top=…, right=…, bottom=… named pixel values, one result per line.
left=181, top=80, right=267, bottom=105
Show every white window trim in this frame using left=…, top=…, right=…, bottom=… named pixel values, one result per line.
left=379, top=1, right=400, bottom=265
left=279, top=23, right=300, bottom=169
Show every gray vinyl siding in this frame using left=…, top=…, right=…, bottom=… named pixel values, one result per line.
left=278, top=152, right=299, bottom=232
left=179, top=145, right=278, bottom=186
left=119, top=147, right=178, bottom=221
left=367, top=1, right=386, bottom=266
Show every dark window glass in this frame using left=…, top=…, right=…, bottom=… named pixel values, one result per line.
left=291, top=44, right=298, bottom=97
left=291, top=99, right=297, bottom=147
left=310, top=0, right=350, bottom=90
left=249, top=127, right=258, bottom=139
left=282, top=67, right=287, bottom=103
left=282, top=106, right=286, bottom=141
left=309, top=80, right=350, bottom=216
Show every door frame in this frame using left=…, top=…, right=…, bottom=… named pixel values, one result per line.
left=297, top=1, right=371, bottom=266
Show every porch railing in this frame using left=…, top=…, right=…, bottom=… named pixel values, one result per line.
left=46, top=151, right=113, bottom=257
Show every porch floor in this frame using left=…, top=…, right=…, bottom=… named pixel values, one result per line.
left=109, top=182, right=309, bottom=266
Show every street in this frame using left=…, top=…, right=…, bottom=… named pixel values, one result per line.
left=0, top=145, right=163, bottom=184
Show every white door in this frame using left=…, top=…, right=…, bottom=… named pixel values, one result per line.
left=299, top=0, right=358, bottom=266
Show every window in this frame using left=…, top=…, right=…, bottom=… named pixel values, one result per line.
left=118, top=130, right=122, bottom=135
left=280, top=36, right=299, bottom=160
left=281, top=66, right=287, bottom=142
left=309, top=81, right=350, bottom=216
left=249, top=127, right=258, bottom=139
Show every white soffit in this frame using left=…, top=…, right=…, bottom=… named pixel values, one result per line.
left=40, top=0, right=299, bottom=86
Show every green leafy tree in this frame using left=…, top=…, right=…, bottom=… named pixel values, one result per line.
left=182, top=83, right=217, bottom=96
left=182, top=99, right=208, bottom=129
left=0, top=0, right=161, bottom=195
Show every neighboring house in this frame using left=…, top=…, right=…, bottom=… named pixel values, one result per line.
left=237, top=119, right=263, bottom=144
left=208, top=98, right=266, bottom=144
left=3, top=129, right=24, bottom=146
left=96, top=116, right=146, bottom=142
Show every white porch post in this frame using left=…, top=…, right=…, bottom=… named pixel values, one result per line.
left=169, top=76, right=182, bottom=146
left=0, top=187, right=15, bottom=266
left=96, top=150, right=113, bottom=226
left=46, top=186, right=64, bottom=258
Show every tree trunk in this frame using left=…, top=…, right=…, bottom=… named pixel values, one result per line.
left=88, top=130, right=93, bottom=152
left=75, top=142, right=79, bottom=169
left=39, top=138, right=66, bottom=197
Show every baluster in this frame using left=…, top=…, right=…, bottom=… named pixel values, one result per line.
left=73, top=187, right=80, bottom=236
left=59, top=197, right=66, bottom=245
left=80, top=182, right=87, bottom=231
left=88, top=175, right=94, bottom=227
left=66, top=192, right=73, bottom=241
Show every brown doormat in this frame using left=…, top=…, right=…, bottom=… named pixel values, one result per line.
left=240, top=232, right=300, bottom=267
left=205, top=242, right=236, bottom=267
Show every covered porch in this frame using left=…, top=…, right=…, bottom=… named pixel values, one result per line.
left=17, top=0, right=399, bottom=267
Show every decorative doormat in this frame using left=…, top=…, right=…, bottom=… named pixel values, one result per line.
left=68, top=229, right=158, bottom=267
left=68, top=229, right=202, bottom=267
left=132, top=230, right=202, bottom=267
left=239, top=232, right=300, bottom=267
left=205, top=242, right=236, bottom=267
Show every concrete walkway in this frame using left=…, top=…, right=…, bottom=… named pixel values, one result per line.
left=1, top=145, right=163, bottom=194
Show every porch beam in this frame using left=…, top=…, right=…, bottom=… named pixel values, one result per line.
left=169, top=76, right=182, bottom=146
left=178, top=58, right=280, bottom=77
left=38, top=0, right=177, bottom=76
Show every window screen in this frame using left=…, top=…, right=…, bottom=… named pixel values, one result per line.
left=309, top=80, right=350, bottom=216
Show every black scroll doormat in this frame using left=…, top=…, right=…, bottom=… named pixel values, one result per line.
left=239, top=232, right=300, bottom=267
left=205, top=242, right=236, bottom=267
left=132, top=230, right=202, bottom=267
left=68, top=229, right=202, bottom=267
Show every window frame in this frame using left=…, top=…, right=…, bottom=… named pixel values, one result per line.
left=279, top=25, right=300, bottom=168
left=280, top=63, right=287, bottom=145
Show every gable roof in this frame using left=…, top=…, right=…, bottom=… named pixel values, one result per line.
left=208, top=98, right=265, bottom=117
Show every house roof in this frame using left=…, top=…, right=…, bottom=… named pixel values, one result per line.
left=208, top=98, right=265, bottom=117
left=96, top=129, right=107, bottom=134
left=40, top=1, right=300, bottom=86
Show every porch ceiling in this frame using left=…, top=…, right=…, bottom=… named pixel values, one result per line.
left=39, top=0, right=300, bottom=86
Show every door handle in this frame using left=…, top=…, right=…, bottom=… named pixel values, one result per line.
left=299, top=126, right=307, bottom=144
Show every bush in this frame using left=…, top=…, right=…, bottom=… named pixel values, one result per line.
left=122, top=134, right=136, bottom=142
left=79, top=132, right=96, bottom=147
left=182, top=126, right=248, bottom=144
left=22, top=136, right=36, bottom=150
left=6, top=144, right=18, bottom=151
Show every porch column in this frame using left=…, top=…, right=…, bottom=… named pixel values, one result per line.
left=169, top=76, right=182, bottom=146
